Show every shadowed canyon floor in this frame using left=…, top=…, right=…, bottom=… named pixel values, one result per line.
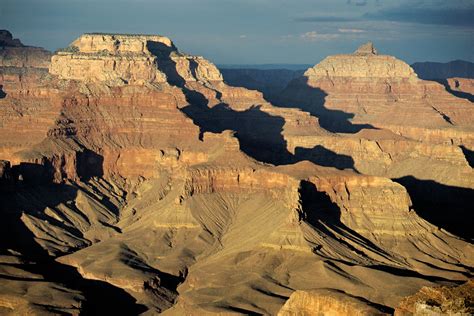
left=0, top=31, right=473, bottom=315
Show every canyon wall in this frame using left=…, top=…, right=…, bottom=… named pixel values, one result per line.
left=0, top=33, right=472, bottom=315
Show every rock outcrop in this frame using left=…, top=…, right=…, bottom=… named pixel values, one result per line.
left=278, top=289, right=388, bottom=315
left=395, top=280, right=474, bottom=315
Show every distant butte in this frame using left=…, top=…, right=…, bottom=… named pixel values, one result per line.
left=0, top=30, right=23, bottom=47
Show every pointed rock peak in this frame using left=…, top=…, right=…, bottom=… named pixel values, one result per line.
left=354, top=41, right=377, bottom=56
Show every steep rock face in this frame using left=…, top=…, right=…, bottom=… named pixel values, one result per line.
left=49, top=33, right=222, bottom=85
left=278, top=289, right=388, bottom=316
left=0, top=31, right=55, bottom=159
left=50, top=33, right=169, bottom=84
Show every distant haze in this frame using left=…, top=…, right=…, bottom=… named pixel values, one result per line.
left=1, top=0, right=473, bottom=65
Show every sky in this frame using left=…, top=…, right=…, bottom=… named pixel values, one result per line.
left=1, top=0, right=473, bottom=65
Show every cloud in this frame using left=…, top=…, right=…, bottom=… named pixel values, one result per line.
left=295, top=2, right=474, bottom=28
left=346, top=0, right=368, bottom=6
left=364, top=5, right=474, bottom=27
left=294, top=16, right=358, bottom=23
left=239, top=34, right=247, bottom=38
left=300, top=31, right=340, bottom=41
left=338, top=28, right=366, bottom=33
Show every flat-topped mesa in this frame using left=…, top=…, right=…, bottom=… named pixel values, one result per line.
left=49, top=33, right=223, bottom=85
left=70, top=33, right=175, bottom=55
left=304, top=41, right=418, bottom=80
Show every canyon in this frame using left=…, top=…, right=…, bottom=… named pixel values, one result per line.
left=0, top=31, right=473, bottom=315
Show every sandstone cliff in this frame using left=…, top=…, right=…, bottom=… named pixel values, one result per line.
left=49, top=33, right=222, bottom=85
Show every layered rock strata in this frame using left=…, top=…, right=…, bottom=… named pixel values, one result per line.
left=0, top=32, right=473, bottom=315
left=279, top=42, right=474, bottom=137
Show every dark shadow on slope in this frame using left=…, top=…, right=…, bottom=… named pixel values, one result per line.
left=298, top=180, right=389, bottom=258
left=393, top=176, right=474, bottom=241
left=0, top=85, right=6, bottom=98
left=367, top=265, right=462, bottom=283
left=0, top=164, right=148, bottom=315
left=460, top=145, right=474, bottom=168
left=149, top=41, right=357, bottom=170
left=12, top=162, right=55, bottom=184
left=275, top=77, right=376, bottom=133
left=219, top=68, right=304, bottom=102
left=182, top=102, right=358, bottom=170
left=123, top=246, right=184, bottom=291
left=76, top=149, right=104, bottom=181
left=436, top=79, right=474, bottom=102
left=326, top=289, right=394, bottom=314
left=147, top=41, right=209, bottom=108
left=182, top=103, right=292, bottom=164
left=294, top=146, right=356, bottom=170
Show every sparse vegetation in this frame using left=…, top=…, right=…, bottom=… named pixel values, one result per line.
left=56, top=45, right=79, bottom=53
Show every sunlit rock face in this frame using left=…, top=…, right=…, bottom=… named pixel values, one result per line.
left=280, top=42, right=474, bottom=134
left=0, top=32, right=473, bottom=315
left=278, top=289, right=389, bottom=316
left=49, top=33, right=223, bottom=85
left=395, top=281, right=474, bottom=316
left=306, top=41, right=417, bottom=79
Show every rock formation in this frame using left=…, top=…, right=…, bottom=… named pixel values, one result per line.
left=0, top=30, right=51, bottom=69
left=0, top=30, right=23, bottom=47
left=277, top=42, right=474, bottom=240
left=395, top=280, right=474, bottom=315
left=49, top=33, right=222, bottom=85
left=0, top=32, right=473, bottom=315
left=278, top=289, right=389, bottom=315
left=280, top=42, right=474, bottom=132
